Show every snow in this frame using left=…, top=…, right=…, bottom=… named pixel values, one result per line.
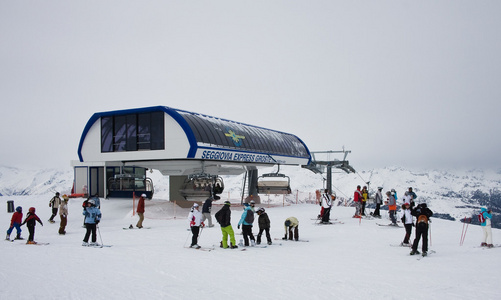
left=1, top=195, right=499, bottom=300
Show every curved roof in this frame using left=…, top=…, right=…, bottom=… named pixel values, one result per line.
left=78, top=106, right=311, bottom=166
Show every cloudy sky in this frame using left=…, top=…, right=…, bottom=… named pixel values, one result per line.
left=1, top=1, right=500, bottom=171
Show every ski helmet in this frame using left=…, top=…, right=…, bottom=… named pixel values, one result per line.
left=88, top=199, right=96, bottom=206
left=29, top=207, right=36, bottom=213
left=193, top=203, right=199, bottom=208
left=16, top=206, right=22, bottom=213
left=257, top=207, right=265, bottom=214
left=224, top=201, right=231, bottom=206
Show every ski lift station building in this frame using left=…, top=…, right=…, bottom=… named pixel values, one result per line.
left=71, top=106, right=312, bottom=205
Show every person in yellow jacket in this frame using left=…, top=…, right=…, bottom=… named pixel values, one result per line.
left=361, top=186, right=368, bottom=216
left=283, top=217, right=299, bottom=241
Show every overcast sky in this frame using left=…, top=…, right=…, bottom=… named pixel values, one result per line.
left=1, top=1, right=500, bottom=171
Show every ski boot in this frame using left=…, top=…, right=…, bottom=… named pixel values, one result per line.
left=422, top=252, right=427, bottom=257
left=5, top=234, right=10, bottom=241
left=230, top=243, right=238, bottom=249
left=410, top=249, right=420, bottom=255
left=15, top=233, right=24, bottom=240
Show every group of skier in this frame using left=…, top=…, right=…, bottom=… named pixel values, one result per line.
left=188, top=197, right=300, bottom=249
left=5, top=191, right=102, bottom=246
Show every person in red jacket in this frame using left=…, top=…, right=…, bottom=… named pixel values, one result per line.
left=353, top=185, right=362, bottom=218
left=21, top=207, right=43, bottom=244
left=136, top=194, right=146, bottom=228
left=6, top=206, right=24, bottom=240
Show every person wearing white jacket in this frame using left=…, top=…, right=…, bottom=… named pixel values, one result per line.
left=188, top=203, right=204, bottom=249
left=400, top=203, right=414, bottom=246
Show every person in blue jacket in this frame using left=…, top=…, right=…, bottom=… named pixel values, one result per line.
left=479, top=207, right=493, bottom=248
left=238, top=202, right=256, bottom=247
left=82, top=199, right=102, bottom=246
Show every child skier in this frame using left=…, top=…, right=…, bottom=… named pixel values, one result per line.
left=400, top=203, right=413, bottom=246
left=6, top=206, right=24, bottom=241
left=256, top=207, right=272, bottom=245
left=59, top=195, right=69, bottom=235
left=21, top=207, right=43, bottom=244
left=82, top=199, right=102, bottom=246
left=187, top=203, right=203, bottom=249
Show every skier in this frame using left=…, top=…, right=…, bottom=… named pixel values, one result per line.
left=385, top=191, right=397, bottom=226
left=6, top=206, right=24, bottom=241
left=361, top=186, right=368, bottom=216
left=283, top=217, right=299, bottom=241
left=410, top=203, right=433, bottom=256
left=353, top=185, right=362, bottom=218
left=58, top=195, right=69, bottom=235
left=400, top=203, right=413, bottom=246
left=201, top=197, right=214, bottom=227
left=256, top=207, right=272, bottom=245
left=136, top=193, right=146, bottom=228
left=321, top=189, right=332, bottom=224
left=91, top=193, right=101, bottom=209
left=238, top=203, right=256, bottom=246
left=21, top=207, right=43, bottom=244
left=372, top=187, right=383, bottom=218
left=82, top=199, right=102, bottom=246
left=479, top=207, right=493, bottom=248
left=188, top=203, right=203, bottom=249
left=214, top=201, right=238, bottom=249
left=408, top=187, right=417, bottom=207
left=48, top=192, right=61, bottom=223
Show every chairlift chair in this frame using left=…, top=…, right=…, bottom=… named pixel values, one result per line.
left=257, top=172, right=292, bottom=195
left=179, top=174, right=224, bottom=201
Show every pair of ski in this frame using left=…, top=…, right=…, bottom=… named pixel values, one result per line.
left=84, top=244, right=113, bottom=248
left=377, top=223, right=402, bottom=228
left=274, top=238, right=309, bottom=242
left=7, top=239, right=49, bottom=245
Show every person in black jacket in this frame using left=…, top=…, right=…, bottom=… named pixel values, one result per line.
left=256, top=207, right=272, bottom=245
left=410, top=203, right=433, bottom=256
left=214, top=201, right=238, bottom=249
left=201, top=197, right=214, bottom=227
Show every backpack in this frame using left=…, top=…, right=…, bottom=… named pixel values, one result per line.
left=215, top=210, right=223, bottom=224
left=244, top=210, right=254, bottom=223
left=417, top=214, right=428, bottom=225
left=478, top=212, right=486, bottom=224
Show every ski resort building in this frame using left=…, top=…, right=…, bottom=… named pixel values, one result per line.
left=71, top=106, right=315, bottom=205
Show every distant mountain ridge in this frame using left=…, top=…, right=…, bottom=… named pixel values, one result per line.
left=1, top=165, right=499, bottom=227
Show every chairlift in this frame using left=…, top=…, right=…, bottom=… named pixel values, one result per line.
left=179, top=173, right=224, bottom=201
left=257, top=166, right=292, bottom=195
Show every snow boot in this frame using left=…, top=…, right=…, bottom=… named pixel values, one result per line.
left=15, top=233, right=24, bottom=240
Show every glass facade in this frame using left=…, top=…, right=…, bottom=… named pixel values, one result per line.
left=101, top=112, right=164, bottom=152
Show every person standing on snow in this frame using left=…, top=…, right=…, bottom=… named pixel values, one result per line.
left=21, top=207, right=43, bottom=244
left=372, top=187, right=383, bottom=218
left=353, top=186, right=363, bottom=218
left=479, top=207, right=494, bottom=248
left=82, top=199, right=102, bottom=246
left=385, top=191, right=397, bottom=225
left=321, top=189, right=332, bottom=224
left=408, top=187, right=417, bottom=207
left=188, top=203, right=204, bottom=249
left=283, top=217, right=299, bottom=241
left=256, top=207, right=272, bottom=245
left=48, top=192, right=61, bottom=223
left=91, top=193, right=101, bottom=209
left=400, top=203, right=413, bottom=246
left=361, top=186, right=368, bottom=216
left=214, top=201, right=238, bottom=249
left=58, top=195, right=69, bottom=235
left=410, top=203, right=433, bottom=256
left=136, top=194, right=146, bottom=228
left=238, top=203, right=256, bottom=246
left=6, top=206, right=24, bottom=241
left=201, top=197, right=214, bottom=227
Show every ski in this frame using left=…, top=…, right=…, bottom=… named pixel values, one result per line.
left=390, top=243, right=411, bottom=247
left=314, top=221, right=344, bottom=225
left=274, top=238, right=309, bottom=242
left=26, top=242, right=50, bottom=246
left=123, top=227, right=151, bottom=230
left=377, top=223, right=402, bottom=228
left=185, top=246, right=214, bottom=252
left=84, top=244, right=112, bottom=248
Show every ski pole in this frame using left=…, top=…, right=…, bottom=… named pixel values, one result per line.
left=198, top=225, right=204, bottom=243
left=97, top=224, right=104, bottom=246
left=460, top=218, right=466, bottom=246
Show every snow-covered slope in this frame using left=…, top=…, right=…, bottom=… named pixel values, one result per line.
left=1, top=194, right=499, bottom=300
